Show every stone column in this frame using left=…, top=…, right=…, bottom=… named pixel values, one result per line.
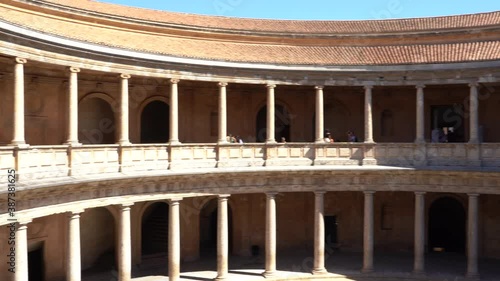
left=263, top=192, right=277, bottom=278
left=218, top=82, right=228, bottom=144
left=67, top=211, right=83, bottom=281
left=315, top=86, right=325, bottom=143
left=469, top=82, right=479, bottom=144
left=10, top=58, right=27, bottom=146
left=118, top=204, right=133, bottom=281
left=467, top=194, right=480, bottom=279
left=118, top=74, right=131, bottom=145
left=313, top=191, right=328, bottom=274
left=66, top=67, right=81, bottom=146
left=169, top=79, right=180, bottom=144
left=362, top=191, right=375, bottom=273
left=15, top=220, right=31, bottom=281
left=168, top=199, right=181, bottom=281
left=415, top=85, right=425, bottom=144
left=413, top=192, right=426, bottom=275
left=364, top=85, right=374, bottom=143
left=266, top=84, right=276, bottom=143
left=216, top=195, right=230, bottom=280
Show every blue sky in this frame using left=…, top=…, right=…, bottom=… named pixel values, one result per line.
left=101, top=0, right=500, bottom=20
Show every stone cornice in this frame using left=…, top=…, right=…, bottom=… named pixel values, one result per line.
left=0, top=168, right=499, bottom=226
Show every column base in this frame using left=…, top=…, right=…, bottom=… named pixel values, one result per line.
left=414, top=139, right=426, bottom=144
left=412, top=270, right=426, bottom=277
left=214, top=275, right=227, bottom=281
left=266, top=140, right=277, bottom=144
left=312, top=268, right=328, bottom=275
left=118, top=140, right=131, bottom=146
left=64, top=141, right=82, bottom=147
left=262, top=270, right=277, bottom=278
left=361, top=267, right=374, bottom=274
left=9, top=141, right=29, bottom=148
left=466, top=272, right=480, bottom=280
left=169, top=140, right=181, bottom=146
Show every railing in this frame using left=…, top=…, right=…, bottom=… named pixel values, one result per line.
left=0, top=143, right=499, bottom=184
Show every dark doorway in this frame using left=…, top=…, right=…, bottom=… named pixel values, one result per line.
left=431, top=105, right=465, bottom=142
left=142, top=202, right=169, bottom=256
left=428, top=197, right=466, bottom=253
left=141, top=101, right=170, bottom=143
left=325, top=216, right=338, bottom=247
left=78, top=97, right=116, bottom=144
left=28, top=246, right=44, bottom=281
left=199, top=199, right=233, bottom=257
left=256, top=105, right=291, bottom=142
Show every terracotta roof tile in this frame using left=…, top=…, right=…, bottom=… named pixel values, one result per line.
left=1, top=2, right=499, bottom=66
left=31, top=0, right=500, bottom=34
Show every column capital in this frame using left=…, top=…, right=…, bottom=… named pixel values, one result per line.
left=17, top=218, right=32, bottom=225
left=119, top=73, right=131, bottom=79
left=218, top=194, right=231, bottom=199
left=414, top=191, right=426, bottom=196
left=266, top=192, right=279, bottom=198
left=468, top=81, right=480, bottom=88
left=314, top=85, right=324, bottom=90
left=168, top=197, right=183, bottom=204
left=468, top=193, right=480, bottom=198
left=266, top=84, right=276, bottom=89
left=170, top=78, right=180, bottom=84
left=218, top=82, right=228, bottom=87
left=119, top=202, right=134, bottom=209
left=314, top=191, right=326, bottom=196
left=415, top=84, right=426, bottom=89
left=69, top=67, right=80, bottom=73
left=363, top=190, right=375, bottom=195
left=68, top=209, right=84, bottom=215
left=363, top=84, right=374, bottom=90
left=15, top=57, right=27, bottom=64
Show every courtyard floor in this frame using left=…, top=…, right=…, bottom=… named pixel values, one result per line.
left=82, top=251, right=500, bottom=281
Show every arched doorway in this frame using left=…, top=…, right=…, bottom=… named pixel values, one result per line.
left=199, top=199, right=233, bottom=257
left=28, top=241, right=44, bottom=281
left=140, top=101, right=170, bottom=143
left=142, top=202, right=169, bottom=256
left=428, top=196, right=466, bottom=253
left=78, top=97, right=115, bottom=144
left=81, top=207, right=116, bottom=276
left=256, top=105, right=291, bottom=142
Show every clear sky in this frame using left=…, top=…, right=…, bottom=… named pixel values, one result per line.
left=100, top=0, right=500, bottom=20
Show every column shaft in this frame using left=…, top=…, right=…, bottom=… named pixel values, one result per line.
left=14, top=222, right=30, bottom=281
left=413, top=192, right=425, bottom=275
left=266, top=84, right=276, bottom=143
left=364, top=86, right=374, bottom=143
left=67, top=212, right=82, bottom=281
left=216, top=195, right=229, bottom=280
left=362, top=191, right=374, bottom=273
left=66, top=67, right=80, bottom=145
left=469, top=83, right=479, bottom=143
left=118, top=74, right=130, bottom=145
left=467, top=194, right=479, bottom=278
left=313, top=191, right=327, bottom=274
left=11, top=58, right=27, bottom=146
left=218, top=82, right=228, bottom=143
left=415, top=85, right=425, bottom=143
left=263, top=193, right=277, bottom=277
left=119, top=205, right=132, bottom=281
left=168, top=199, right=181, bottom=281
left=169, top=79, right=180, bottom=144
left=315, top=86, right=325, bottom=143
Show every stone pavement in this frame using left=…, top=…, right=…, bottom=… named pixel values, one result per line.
left=83, top=251, right=500, bottom=281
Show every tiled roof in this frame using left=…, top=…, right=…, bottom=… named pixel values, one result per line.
left=1, top=1, right=499, bottom=66
left=37, top=0, right=500, bottom=34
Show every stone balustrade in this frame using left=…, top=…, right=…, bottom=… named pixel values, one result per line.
left=1, top=143, right=499, bottom=185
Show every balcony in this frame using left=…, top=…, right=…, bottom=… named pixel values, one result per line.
left=1, top=143, right=499, bottom=185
